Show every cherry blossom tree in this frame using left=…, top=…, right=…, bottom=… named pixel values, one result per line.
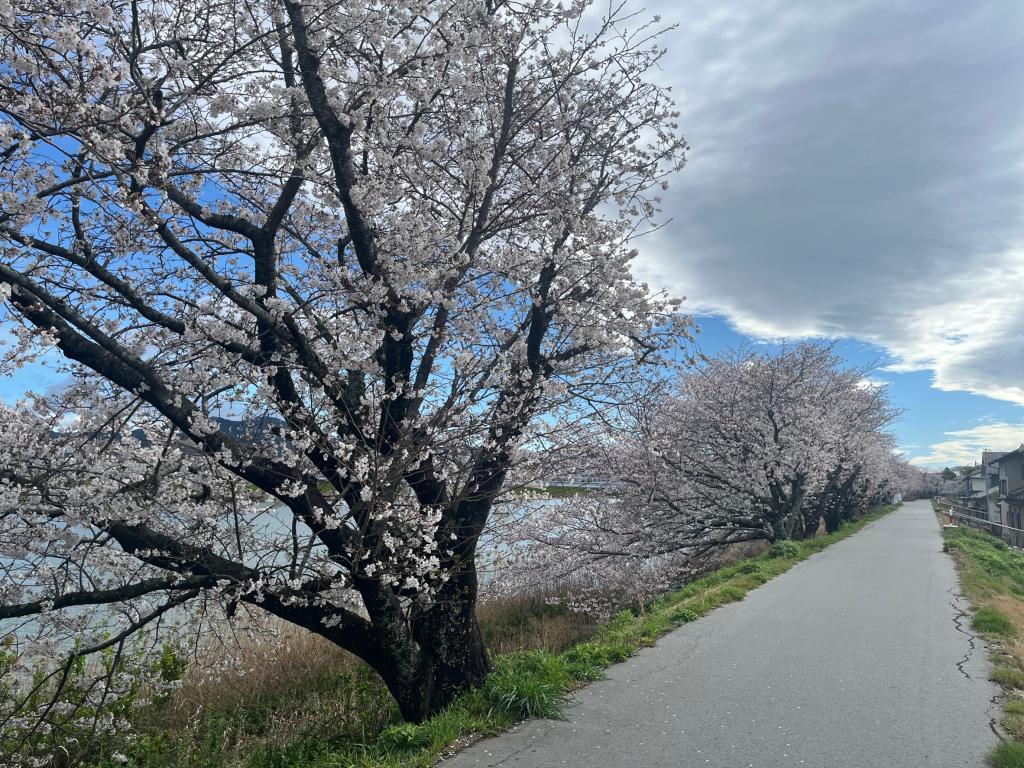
left=491, top=345, right=905, bottom=612
left=794, top=375, right=901, bottom=537
left=636, top=344, right=893, bottom=543
left=899, top=464, right=939, bottom=500
left=0, top=0, right=689, bottom=727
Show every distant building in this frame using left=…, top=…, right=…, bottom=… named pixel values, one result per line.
left=543, top=450, right=614, bottom=490
left=981, top=451, right=1006, bottom=525
left=957, top=466, right=989, bottom=519
left=544, top=468, right=612, bottom=491
left=991, top=446, right=1024, bottom=548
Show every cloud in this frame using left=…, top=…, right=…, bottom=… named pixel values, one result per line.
left=909, top=422, right=1024, bottom=468
left=640, top=0, right=1024, bottom=405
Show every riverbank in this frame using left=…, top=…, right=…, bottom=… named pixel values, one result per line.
left=57, top=506, right=898, bottom=768
left=940, top=518, right=1024, bottom=767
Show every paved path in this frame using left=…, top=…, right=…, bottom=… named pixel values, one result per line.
left=444, top=501, right=998, bottom=767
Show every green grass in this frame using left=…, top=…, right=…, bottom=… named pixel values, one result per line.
left=993, top=667, right=1024, bottom=690
left=989, top=740, right=1024, bottom=768
left=79, top=505, right=897, bottom=768
left=1004, top=701, right=1024, bottom=741
left=974, top=607, right=1018, bottom=637
left=483, top=651, right=571, bottom=719
left=940, top=516, right=1024, bottom=767
left=941, top=525, right=1024, bottom=599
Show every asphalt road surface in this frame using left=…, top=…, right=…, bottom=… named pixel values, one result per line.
left=443, top=501, right=998, bottom=767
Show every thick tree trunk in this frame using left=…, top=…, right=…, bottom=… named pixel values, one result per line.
left=824, top=503, right=843, bottom=533
left=800, top=507, right=820, bottom=539
left=786, top=511, right=805, bottom=540
left=826, top=473, right=860, bottom=532
left=378, top=615, right=490, bottom=722
left=806, top=471, right=840, bottom=539
left=407, top=610, right=490, bottom=722
left=770, top=514, right=786, bottom=541
left=782, top=485, right=806, bottom=540
left=824, top=489, right=851, bottom=532
left=384, top=562, right=492, bottom=723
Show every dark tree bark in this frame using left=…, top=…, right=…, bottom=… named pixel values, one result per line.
left=404, top=566, right=491, bottom=721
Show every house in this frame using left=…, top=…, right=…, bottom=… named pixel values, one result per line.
left=992, top=446, right=1024, bottom=548
left=958, top=466, right=989, bottom=519
left=982, top=451, right=1006, bottom=525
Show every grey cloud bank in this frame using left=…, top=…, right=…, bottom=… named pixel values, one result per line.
left=638, top=0, right=1024, bottom=405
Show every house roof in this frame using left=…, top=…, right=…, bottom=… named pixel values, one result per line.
left=990, top=446, right=1024, bottom=465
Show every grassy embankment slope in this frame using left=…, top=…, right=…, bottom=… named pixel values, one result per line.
left=76, top=505, right=897, bottom=768
left=939, top=516, right=1024, bottom=768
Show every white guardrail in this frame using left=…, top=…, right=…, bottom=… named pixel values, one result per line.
left=935, top=497, right=1024, bottom=546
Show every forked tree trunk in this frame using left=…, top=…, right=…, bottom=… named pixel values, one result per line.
left=806, top=470, right=841, bottom=539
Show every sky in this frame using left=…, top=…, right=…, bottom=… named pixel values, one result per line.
left=2, top=0, right=1022, bottom=469
left=632, top=0, right=1024, bottom=468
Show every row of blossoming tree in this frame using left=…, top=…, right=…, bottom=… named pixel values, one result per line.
left=0, top=0, right=909, bottom=759
left=487, top=343, right=911, bottom=616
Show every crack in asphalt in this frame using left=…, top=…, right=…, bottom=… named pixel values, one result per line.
left=948, top=587, right=1003, bottom=738
left=948, top=591, right=976, bottom=680
left=988, top=691, right=1004, bottom=740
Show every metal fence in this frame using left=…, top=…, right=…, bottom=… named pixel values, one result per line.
left=935, top=496, right=1024, bottom=549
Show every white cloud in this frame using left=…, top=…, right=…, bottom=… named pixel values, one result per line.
left=641, top=0, right=1024, bottom=406
left=909, top=422, right=1024, bottom=468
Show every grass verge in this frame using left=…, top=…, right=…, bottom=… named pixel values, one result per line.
left=84, top=505, right=897, bottom=768
left=938, top=515, right=1024, bottom=767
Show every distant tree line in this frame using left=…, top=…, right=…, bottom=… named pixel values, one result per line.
left=491, top=344, right=911, bottom=613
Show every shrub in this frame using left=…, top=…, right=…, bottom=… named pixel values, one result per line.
left=483, top=652, right=569, bottom=720
left=669, top=606, right=698, bottom=624
left=973, top=607, right=1018, bottom=637
left=766, top=541, right=801, bottom=559
left=155, top=642, right=188, bottom=684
